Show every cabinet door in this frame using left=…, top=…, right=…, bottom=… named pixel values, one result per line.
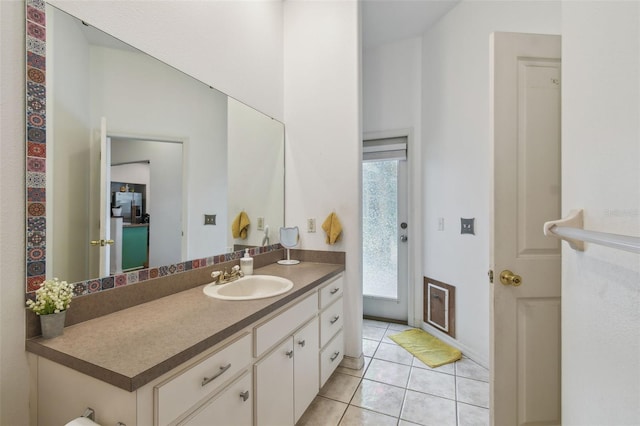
left=181, top=371, right=252, bottom=426
left=255, top=338, right=294, bottom=426
left=122, top=226, right=148, bottom=269
left=294, top=317, right=319, bottom=423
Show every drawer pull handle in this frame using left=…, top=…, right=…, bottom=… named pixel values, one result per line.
left=201, top=363, right=231, bottom=387
left=330, top=351, right=340, bottom=362
left=298, top=339, right=306, bottom=347
left=330, top=315, right=340, bottom=324
left=286, top=350, right=294, bottom=359
left=239, top=390, right=250, bottom=402
left=330, top=287, right=340, bottom=294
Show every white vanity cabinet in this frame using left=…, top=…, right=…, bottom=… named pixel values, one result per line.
left=254, top=293, right=320, bottom=426
left=253, top=316, right=319, bottom=426
left=318, top=275, right=345, bottom=387
left=31, top=272, right=346, bottom=426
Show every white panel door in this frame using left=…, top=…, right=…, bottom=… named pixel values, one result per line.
left=490, top=32, right=562, bottom=426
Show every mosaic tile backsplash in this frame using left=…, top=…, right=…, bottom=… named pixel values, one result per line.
left=24, top=0, right=282, bottom=300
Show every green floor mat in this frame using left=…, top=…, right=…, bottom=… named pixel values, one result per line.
left=388, top=328, right=462, bottom=368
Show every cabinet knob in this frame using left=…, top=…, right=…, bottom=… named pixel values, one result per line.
left=286, top=350, right=294, bottom=359
left=298, top=339, right=306, bottom=347
left=330, top=287, right=340, bottom=294
left=239, top=390, right=250, bottom=402
left=330, top=315, right=340, bottom=324
left=330, top=351, right=340, bottom=362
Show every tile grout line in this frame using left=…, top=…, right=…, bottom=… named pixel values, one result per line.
left=314, top=321, right=490, bottom=426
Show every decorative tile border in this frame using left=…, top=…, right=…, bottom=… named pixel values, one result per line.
left=22, top=2, right=283, bottom=301
left=56, top=244, right=284, bottom=297
left=25, top=0, right=47, bottom=293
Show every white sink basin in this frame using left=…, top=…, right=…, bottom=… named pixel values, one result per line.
left=203, top=275, right=294, bottom=301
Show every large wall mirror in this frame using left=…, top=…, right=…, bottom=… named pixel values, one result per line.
left=25, top=2, right=284, bottom=294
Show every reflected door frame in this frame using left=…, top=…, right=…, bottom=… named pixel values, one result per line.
left=361, top=129, right=421, bottom=325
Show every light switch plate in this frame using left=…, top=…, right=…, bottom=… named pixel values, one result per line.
left=257, top=217, right=264, bottom=231
left=307, top=218, right=316, bottom=233
left=461, top=218, right=475, bottom=235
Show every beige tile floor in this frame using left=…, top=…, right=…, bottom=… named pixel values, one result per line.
left=297, top=319, right=489, bottom=426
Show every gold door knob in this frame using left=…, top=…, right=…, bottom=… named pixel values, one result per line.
left=90, top=239, right=115, bottom=247
left=500, top=270, right=522, bottom=287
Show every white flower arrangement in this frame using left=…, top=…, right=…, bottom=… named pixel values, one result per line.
left=26, top=278, right=73, bottom=315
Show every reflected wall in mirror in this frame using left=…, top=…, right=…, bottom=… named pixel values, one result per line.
left=25, top=1, right=284, bottom=294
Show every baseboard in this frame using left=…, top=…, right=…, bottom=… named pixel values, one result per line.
left=422, top=323, right=489, bottom=368
left=340, top=354, right=364, bottom=370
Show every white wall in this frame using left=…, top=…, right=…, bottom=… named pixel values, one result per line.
left=227, top=98, right=285, bottom=249
left=363, top=37, right=422, bottom=135
left=421, top=0, right=561, bottom=365
left=283, top=0, right=362, bottom=362
left=0, top=2, right=30, bottom=424
left=561, top=2, right=640, bottom=423
left=49, top=0, right=284, bottom=121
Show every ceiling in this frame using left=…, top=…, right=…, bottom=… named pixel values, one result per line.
left=362, top=0, right=461, bottom=49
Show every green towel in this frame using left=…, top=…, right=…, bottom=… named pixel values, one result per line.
left=388, top=328, right=462, bottom=368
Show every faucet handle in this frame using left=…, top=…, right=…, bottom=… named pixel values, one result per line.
left=211, top=271, right=222, bottom=283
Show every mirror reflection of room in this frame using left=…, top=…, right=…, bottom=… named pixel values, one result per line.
left=46, top=4, right=284, bottom=285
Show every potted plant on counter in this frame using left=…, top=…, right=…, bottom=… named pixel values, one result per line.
left=26, top=278, right=73, bottom=339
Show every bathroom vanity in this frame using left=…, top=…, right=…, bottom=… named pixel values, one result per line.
left=27, top=261, right=345, bottom=426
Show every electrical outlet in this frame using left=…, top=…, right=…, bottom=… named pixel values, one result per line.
left=307, top=218, right=316, bottom=233
left=204, top=214, right=216, bottom=225
left=257, top=217, right=264, bottom=231
left=461, top=218, right=475, bottom=235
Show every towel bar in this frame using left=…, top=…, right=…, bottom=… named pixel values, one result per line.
left=544, top=209, right=640, bottom=254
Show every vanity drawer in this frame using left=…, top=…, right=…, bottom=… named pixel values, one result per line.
left=254, top=293, right=318, bottom=357
left=320, top=329, right=344, bottom=387
left=155, top=333, right=252, bottom=426
left=319, top=296, right=343, bottom=348
left=319, top=274, right=344, bottom=310
left=180, top=370, right=252, bottom=426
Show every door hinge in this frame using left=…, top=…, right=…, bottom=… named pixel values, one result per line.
left=488, top=269, right=494, bottom=283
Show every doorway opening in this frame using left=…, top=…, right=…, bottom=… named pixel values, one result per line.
left=362, top=136, right=409, bottom=322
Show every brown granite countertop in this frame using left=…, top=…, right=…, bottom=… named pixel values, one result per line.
left=26, top=261, right=344, bottom=392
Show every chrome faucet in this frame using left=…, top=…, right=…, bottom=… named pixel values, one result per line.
left=211, top=265, right=244, bottom=284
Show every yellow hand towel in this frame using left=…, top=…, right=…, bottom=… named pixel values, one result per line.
left=232, top=211, right=250, bottom=239
left=322, top=212, right=342, bottom=245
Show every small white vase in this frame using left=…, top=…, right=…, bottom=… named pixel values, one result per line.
left=112, top=207, right=122, bottom=216
left=40, top=311, right=66, bottom=339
